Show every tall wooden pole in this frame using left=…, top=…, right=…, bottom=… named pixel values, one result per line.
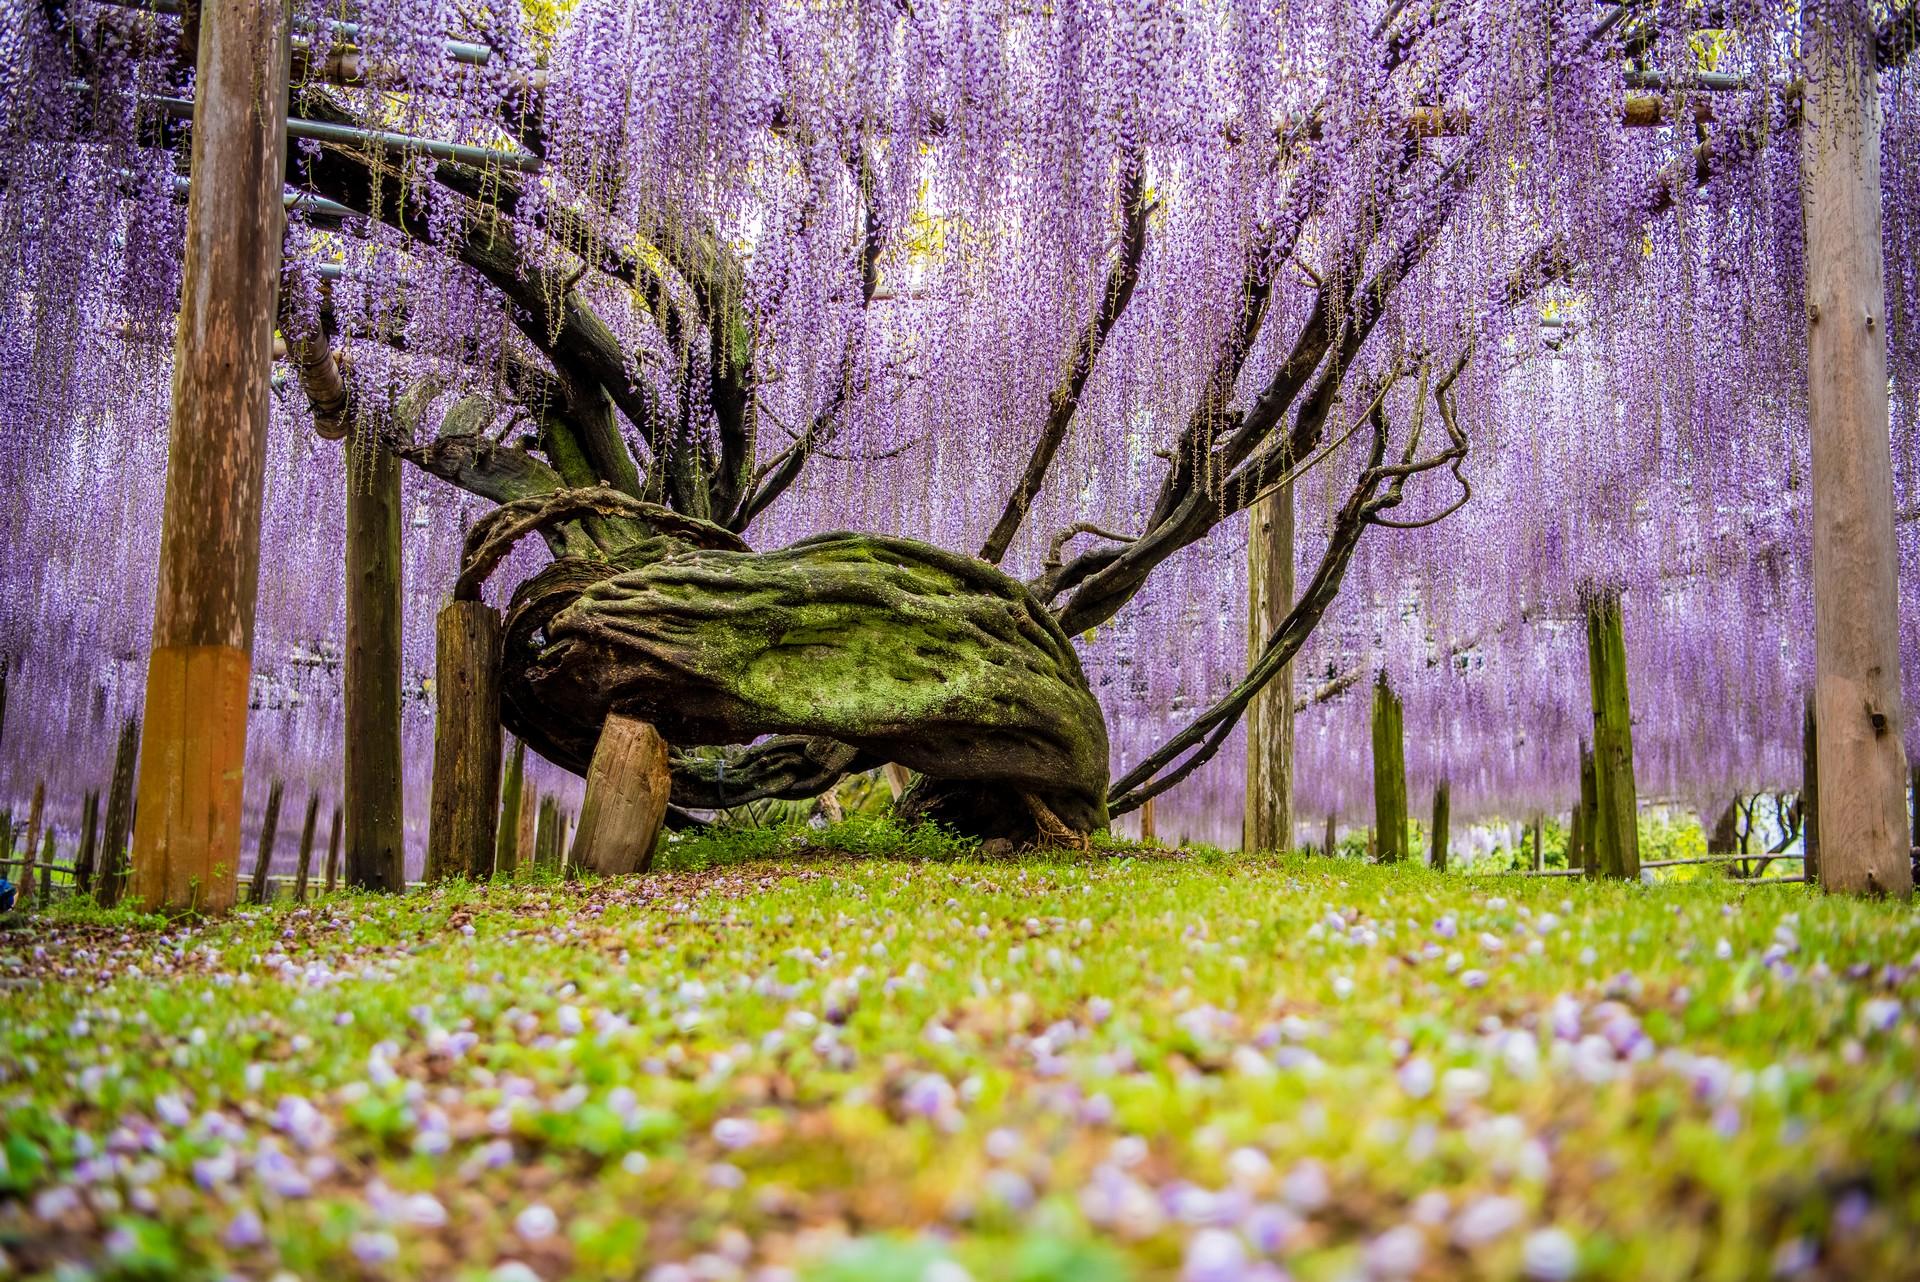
left=1801, top=694, right=1821, bottom=882
left=74, top=791, right=101, bottom=898
left=1371, top=673, right=1408, bottom=862
left=1575, top=742, right=1599, bottom=879
left=1244, top=485, right=1295, bottom=853
left=1429, top=782, right=1450, bottom=871
left=344, top=434, right=406, bottom=892
left=1584, top=591, right=1640, bottom=879
left=426, top=600, right=503, bottom=881
left=1800, top=4, right=1912, bottom=897
left=323, top=804, right=342, bottom=894
left=129, top=0, right=291, bottom=914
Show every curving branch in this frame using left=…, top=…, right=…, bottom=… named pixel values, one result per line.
left=978, top=149, right=1152, bottom=565
left=455, top=485, right=748, bottom=601
left=1107, top=353, right=1472, bottom=814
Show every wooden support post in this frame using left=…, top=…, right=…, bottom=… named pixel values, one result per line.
left=427, top=599, right=504, bottom=881
left=1800, top=5, right=1913, bottom=896
left=1324, top=812, right=1336, bottom=857
left=883, top=762, right=911, bottom=800
left=1244, top=483, right=1295, bottom=854
left=38, top=832, right=53, bottom=901
left=248, top=779, right=283, bottom=905
left=75, top=791, right=101, bottom=898
left=496, top=738, right=525, bottom=877
left=19, top=781, right=44, bottom=907
left=1140, top=796, right=1157, bottom=844
left=570, top=715, right=671, bottom=876
left=1584, top=591, right=1640, bottom=879
left=1371, top=673, right=1408, bottom=862
left=293, top=793, right=319, bottom=901
left=100, top=717, right=140, bottom=908
left=345, top=432, right=406, bottom=892
left=1531, top=815, right=1544, bottom=872
left=130, top=0, right=292, bottom=915
left=1430, top=782, right=1450, bottom=871
left=323, top=804, right=342, bottom=894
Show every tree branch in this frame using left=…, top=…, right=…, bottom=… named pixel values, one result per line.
left=978, top=149, right=1151, bottom=565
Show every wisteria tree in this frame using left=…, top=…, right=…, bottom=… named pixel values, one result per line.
left=9, top=0, right=1916, bottom=843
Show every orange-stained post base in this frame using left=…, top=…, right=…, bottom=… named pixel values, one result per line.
left=130, top=645, right=250, bottom=913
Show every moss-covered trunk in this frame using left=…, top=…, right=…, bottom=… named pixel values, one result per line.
left=495, top=531, right=1110, bottom=841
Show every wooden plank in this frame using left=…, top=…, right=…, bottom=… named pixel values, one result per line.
left=1243, top=484, right=1294, bottom=854
left=1584, top=591, right=1640, bottom=879
left=1801, top=10, right=1913, bottom=896
left=344, top=434, right=406, bottom=892
left=247, top=778, right=283, bottom=904
left=132, top=646, right=250, bottom=911
left=427, top=600, right=503, bottom=881
left=1371, top=673, right=1408, bottom=862
left=293, top=793, right=319, bottom=901
left=129, top=0, right=291, bottom=915
left=569, top=715, right=671, bottom=876
left=1429, top=783, right=1450, bottom=871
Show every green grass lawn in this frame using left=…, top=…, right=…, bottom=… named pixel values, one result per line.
left=3, top=822, right=1918, bottom=1281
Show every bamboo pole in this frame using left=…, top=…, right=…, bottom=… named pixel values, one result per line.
left=247, top=779, right=283, bottom=905
left=427, top=600, right=503, bottom=881
left=1800, top=4, right=1913, bottom=896
left=1371, top=673, right=1409, bottom=862
left=495, top=738, right=525, bottom=877
left=323, top=804, right=342, bottom=893
left=75, top=790, right=101, bottom=897
left=293, top=793, right=320, bottom=901
left=1244, top=484, right=1295, bottom=854
left=20, top=781, right=44, bottom=907
left=129, top=0, right=291, bottom=915
left=1430, top=783, right=1450, bottom=871
left=99, top=717, right=140, bottom=908
left=1584, top=591, right=1640, bottom=879
left=344, top=433, right=406, bottom=893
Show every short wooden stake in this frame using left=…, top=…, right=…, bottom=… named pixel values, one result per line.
left=323, top=804, right=342, bottom=894
left=570, top=714, right=671, bottom=877
left=293, top=793, right=320, bottom=901
left=1575, top=742, right=1599, bottom=879
left=38, top=831, right=53, bottom=900
left=20, top=781, right=44, bottom=907
left=99, top=717, right=140, bottom=908
left=1429, top=782, right=1450, bottom=871
left=495, top=738, right=525, bottom=877
left=1584, top=591, right=1640, bottom=879
left=75, top=790, right=101, bottom=897
left=534, top=795, right=560, bottom=869
left=427, top=599, right=504, bottom=881
left=516, top=782, right=538, bottom=873
left=1531, top=814, right=1544, bottom=872
left=248, top=779, right=283, bottom=904
left=1140, top=796, right=1157, bottom=844
left=1324, top=812, right=1336, bottom=856
left=1371, top=673, right=1408, bottom=862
